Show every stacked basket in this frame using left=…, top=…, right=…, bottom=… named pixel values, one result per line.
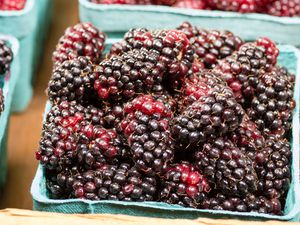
left=0, top=0, right=52, bottom=112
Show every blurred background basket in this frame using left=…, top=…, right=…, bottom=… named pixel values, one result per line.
left=79, top=0, right=300, bottom=45
left=0, top=35, right=19, bottom=189
left=0, top=0, right=52, bottom=112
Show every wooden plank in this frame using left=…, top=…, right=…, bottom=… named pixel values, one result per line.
left=0, top=208, right=296, bottom=225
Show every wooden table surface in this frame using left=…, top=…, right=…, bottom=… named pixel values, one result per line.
left=0, top=0, right=79, bottom=209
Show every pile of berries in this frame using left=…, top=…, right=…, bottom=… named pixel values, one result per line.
left=36, top=22, right=296, bottom=216
left=0, top=40, right=14, bottom=115
left=90, top=0, right=300, bottom=17
left=0, top=0, right=26, bottom=10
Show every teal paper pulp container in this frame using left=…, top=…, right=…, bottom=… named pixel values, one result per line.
left=30, top=43, right=300, bottom=221
left=0, top=0, right=52, bottom=112
left=0, top=35, right=20, bottom=189
left=79, top=0, right=300, bottom=45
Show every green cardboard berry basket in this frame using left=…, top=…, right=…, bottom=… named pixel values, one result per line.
left=31, top=43, right=300, bottom=221
left=79, top=0, right=300, bottom=45
left=0, top=0, right=52, bottom=113
left=0, top=35, right=20, bottom=189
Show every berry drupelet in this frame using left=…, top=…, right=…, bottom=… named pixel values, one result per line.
left=109, top=28, right=194, bottom=83
left=36, top=101, right=125, bottom=171
left=172, top=73, right=245, bottom=147
left=247, top=66, right=295, bottom=138
left=94, top=48, right=165, bottom=102
left=255, top=135, right=291, bottom=200
left=120, top=95, right=175, bottom=175
left=195, top=137, right=258, bottom=197
left=160, top=162, right=210, bottom=208
left=0, top=40, right=13, bottom=75
left=48, top=163, right=158, bottom=201
left=213, top=37, right=279, bottom=105
left=53, top=22, right=106, bottom=67
left=177, top=22, right=244, bottom=69
left=48, top=57, right=97, bottom=105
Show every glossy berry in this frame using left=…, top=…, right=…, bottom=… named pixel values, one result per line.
left=160, top=162, right=210, bottom=208
left=177, top=22, right=244, bottom=68
left=178, top=71, right=226, bottom=109
left=53, top=23, right=106, bottom=67
left=247, top=67, right=295, bottom=138
left=94, top=48, right=165, bottom=102
left=48, top=57, right=97, bottom=105
left=109, top=28, right=194, bottom=84
left=120, top=95, right=175, bottom=175
left=213, top=38, right=279, bottom=105
left=255, top=135, right=291, bottom=200
left=0, top=40, right=13, bottom=75
left=195, top=137, right=258, bottom=197
left=36, top=101, right=126, bottom=171
left=172, top=72, right=245, bottom=148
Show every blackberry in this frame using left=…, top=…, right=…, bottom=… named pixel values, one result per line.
left=53, top=23, right=106, bottom=67
left=229, top=116, right=265, bottom=160
left=202, top=193, right=282, bottom=215
left=94, top=48, right=165, bottom=102
left=247, top=67, right=296, bottom=138
left=173, top=0, right=208, bottom=9
left=172, top=74, right=245, bottom=147
left=36, top=101, right=125, bottom=171
left=177, top=71, right=226, bottom=109
left=255, top=135, right=291, bottom=200
left=266, top=0, right=300, bottom=17
left=109, top=29, right=194, bottom=84
left=213, top=37, right=279, bottom=105
left=48, top=163, right=157, bottom=201
left=0, top=0, right=26, bottom=10
left=208, top=0, right=257, bottom=13
left=120, top=95, right=175, bottom=175
left=48, top=57, right=97, bottom=105
left=177, top=22, right=244, bottom=69
left=0, top=40, right=13, bottom=75
left=195, top=137, right=258, bottom=197
left=159, top=162, right=210, bottom=208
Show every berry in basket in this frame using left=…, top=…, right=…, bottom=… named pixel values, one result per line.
left=36, top=22, right=296, bottom=216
